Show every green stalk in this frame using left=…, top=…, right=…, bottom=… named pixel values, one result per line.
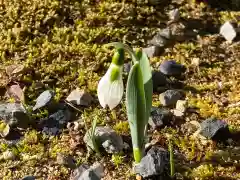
left=169, top=139, right=175, bottom=177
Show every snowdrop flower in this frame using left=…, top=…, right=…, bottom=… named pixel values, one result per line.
left=97, top=48, right=124, bottom=110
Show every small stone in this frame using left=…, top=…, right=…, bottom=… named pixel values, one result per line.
left=0, top=103, right=30, bottom=128
left=84, top=126, right=124, bottom=154
left=220, top=21, right=237, bottom=42
left=2, top=150, right=16, bottom=160
left=123, top=63, right=132, bottom=73
left=56, top=153, right=76, bottom=169
left=175, top=100, right=188, bottom=113
left=70, top=162, right=104, bottom=180
left=22, top=176, right=35, bottom=180
left=159, top=90, right=182, bottom=106
left=172, top=109, right=184, bottom=117
left=134, top=146, right=170, bottom=178
left=66, top=89, right=93, bottom=107
left=33, top=90, right=55, bottom=111
left=152, top=71, right=168, bottom=91
left=148, top=28, right=172, bottom=47
left=159, top=60, right=186, bottom=76
left=143, top=46, right=163, bottom=58
left=148, top=107, right=173, bottom=129
left=169, top=9, right=180, bottom=22
left=40, top=109, right=72, bottom=135
left=199, top=118, right=231, bottom=141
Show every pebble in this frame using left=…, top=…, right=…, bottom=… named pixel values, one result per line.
left=2, top=150, right=16, bottom=160
left=169, top=8, right=180, bottom=22
left=84, top=126, right=124, bottom=154
left=0, top=103, right=30, bottom=128
left=220, top=21, right=237, bottom=42
left=159, top=90, right=182, bottom=106
left=134, top=146, right=170, bottom=178
left=56, top=153, right=76, bottom=169
left=33, top=90, right=55, bottom=111
left=175, top=100, right=188, bottom=113
left=22, top=176, right=35, bottom=180
left=148, top=28, right=172, bottom=47
left=143, top=46, right=163, bottom=58
left=159, top=60, right=186, bottom=77
left=66, top=89, right=93, bottom=107
left=70, top=162, right=104, bottom=180
left=199, top=118, right=231, bottom=141
left=148, top=107, right=173, bottom=129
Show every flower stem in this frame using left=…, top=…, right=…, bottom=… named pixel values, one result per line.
left=133, top=148, right=143, bottom=163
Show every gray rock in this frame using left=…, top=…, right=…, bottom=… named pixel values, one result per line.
left=148, top=28, right=172, bottom=47
left=220, top=21, right=237, bottom=42
left=159, top=90, right=182, bottom=106
left=22, top=176, right=35, bottom=180
left=33, top=90, right=55, bottom=111
left=148, top=107, right=173, bottom=129
left=169, top=9, right=180, bottom=22
left=66, top=89, right=93, bottom=107
left=40, top=109, right=72, bottom=135
left=84, top=126, right=123, bottom=154
left=152, top=71, right=168, bottom=91
left=134, top=146, right=170, bottom=178
left=123, top=62, right=132, bottom=73
left=0, top=103, right=29, bottom=128
left=143, top=46, right=163, bottom=58
left=71, top=162, right=104, bottom=180
left=159, top=60, right=186, bottom=76
left=200, top=118, right=230, bottom=141
left=56, top=153, right=76, bottom=169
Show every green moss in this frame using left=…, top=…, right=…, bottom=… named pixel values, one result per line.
left=113, top=121, right=129, bottom=134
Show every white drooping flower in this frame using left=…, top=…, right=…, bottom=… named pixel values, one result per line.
left=97, top=63, right=124, bottom=110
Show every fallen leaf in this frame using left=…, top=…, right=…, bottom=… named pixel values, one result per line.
left=6, top=84, right=25, bottom=103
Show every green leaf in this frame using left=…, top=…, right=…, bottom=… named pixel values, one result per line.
left=126, top=62, right=146, bottom=162
left=105, top=42, right=138, bottom=63
left=136, top=49, right=153, bottom=126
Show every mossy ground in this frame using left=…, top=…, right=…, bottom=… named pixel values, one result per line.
left=0, top=0, right=240, bottom=179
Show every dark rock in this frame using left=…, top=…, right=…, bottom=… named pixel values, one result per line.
left=199, top=118, right=231, bottom=141
left=66, top=89, right=93, bottom=107
left=148, top=107, right=173, bottom=129
left=33, top=90, right=55, bottom=111
left=84, top=126, right=123, bottom=154
left=159, top=60, right=186, bottom=77
left=143, top=46, right=163, bottom=58
left=123, top=62, right=132, bottom=73
left=56, top=153, right=76, bottom=169
left=152, top=71, right=168, bottom=91
left=70, top=162, right=104, bottom=180
left=22, top=176, right=35, bottom=180
left=159, top=90, right=182, bottom=106
left=40, top=109, right=72, bottom=135
left=0, top=103, right=30, bottom=128
left=148, top=28, right=172, bottom=47
left=134, top=146, right=170, bottom=178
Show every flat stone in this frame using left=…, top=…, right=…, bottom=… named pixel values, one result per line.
left=159, top=60, right=186, bottom=76
left=0, top=103, right=30, bottom=128
left=134, top=146, right=170, bottom=178
left=148, top=28, right=172, bottom=47
left=172, top=109, right=184, bottom=117
left=66, top=89, right=93, bottom=107
left=199, top=118, right=231, bottom=141
left=143, top=46, right=163, bottom=58
left=175, top=100, right=188, bottom=113
left=169, top=9, right=180, bottom=22
left=148, top=107, right=173, bottom=129
left=84, top=126, right=123, bottom=154
left=70, top=162, right=104, bottom=180
left=159, top=90, right=182, bottom=106
left=220, top=21, right=237, bottom=42
left=33, top=90, right=55, bottom=111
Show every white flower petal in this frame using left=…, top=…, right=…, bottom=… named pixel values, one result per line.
left=97, top=75, right=110, bottom=108
left=107, top=77, right=124, bottom=110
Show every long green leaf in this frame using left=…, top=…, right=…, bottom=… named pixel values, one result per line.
left=126, top=61, right=146, bottom=163
left=136, top=49, right=153, bottom=126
